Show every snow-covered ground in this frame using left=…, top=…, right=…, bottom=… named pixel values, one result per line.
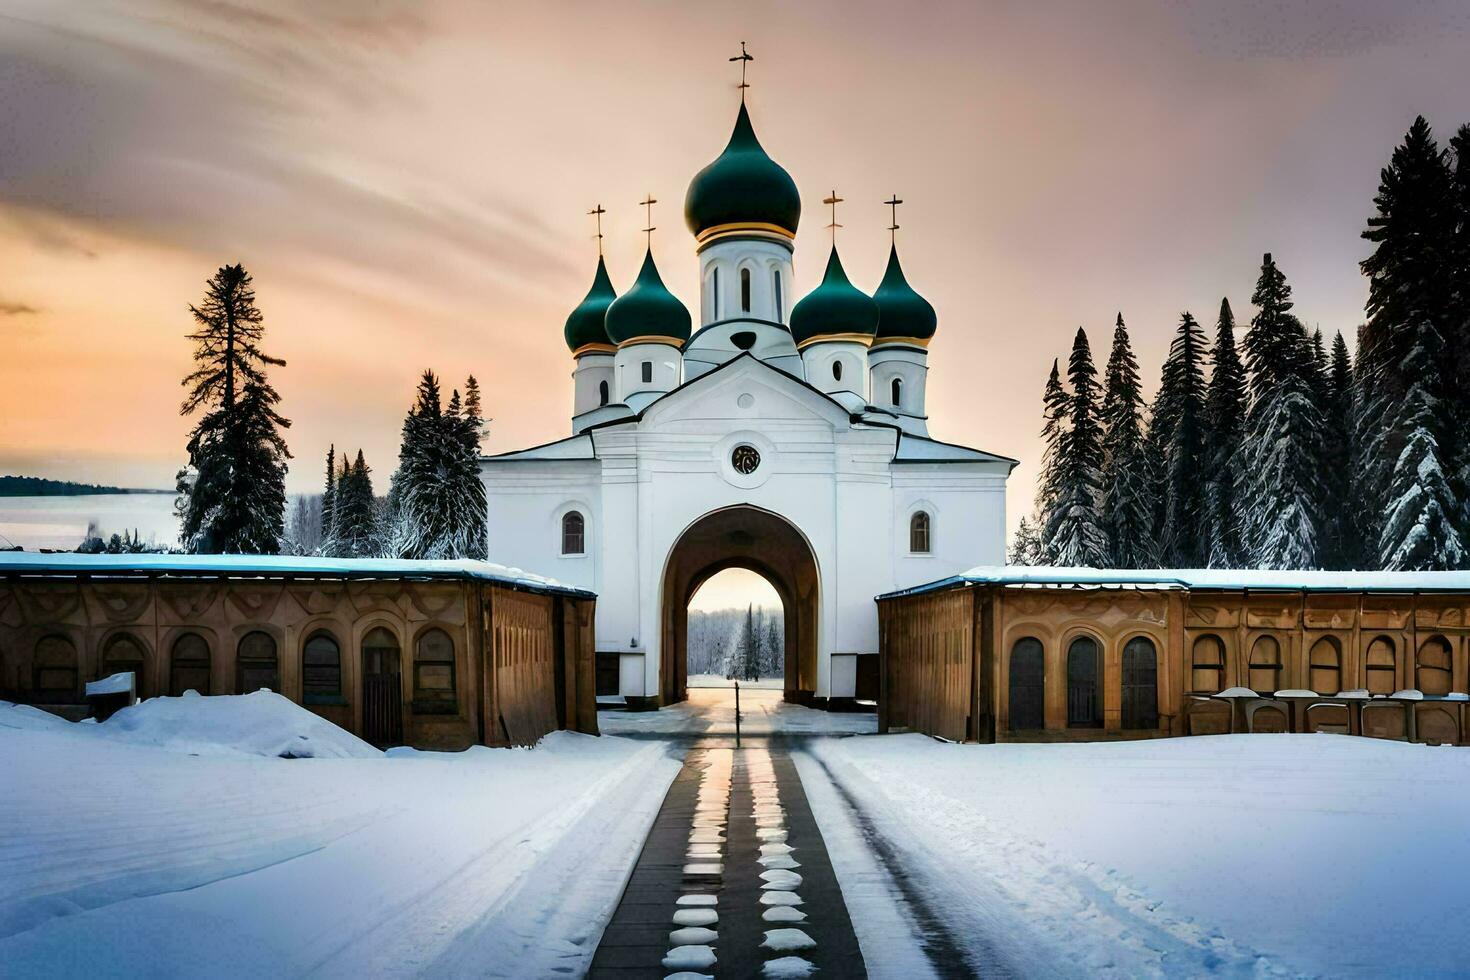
left=0, top=695, right=680, bottom=977
left=807, top=733, right=1470, bottom=977
left=687, top=672, right=784, bottom=689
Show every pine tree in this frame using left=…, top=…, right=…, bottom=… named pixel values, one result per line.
left=763, top=615, right=782, bottom=678
left=332, top=450, right=377, bottom=557
left=1099, top=314, right=1153, bottom=568
left=1359, top=117, right=1463, bottom=569
left=321, top=444, right=337, bottom=548
left=1319, top=333, right=1357, bottom=567
left=177, top=263, right=291, bottom=554
left=462, top=375, right=489, bottom=558
left=1050, top=328, right=1108, bottom=566
left=1239, top=254, right=1323, bottom=568
left=386, top=371, right=489, bottom=560
left=1155, top=312, right=1210, bottom=567
left=1446, top=125, right=1470, bottom=541
left=1203, top=298, right=1248, bottom=567
left=1035, top=359, right=1069, bottom=563
left=1009, top=516, right=1043, bottom=565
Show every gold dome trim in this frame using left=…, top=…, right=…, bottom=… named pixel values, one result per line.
left=795, top=332, right=876, bottom=351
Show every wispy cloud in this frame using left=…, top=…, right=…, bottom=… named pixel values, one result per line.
left=0, top=299, right=39, bottom=316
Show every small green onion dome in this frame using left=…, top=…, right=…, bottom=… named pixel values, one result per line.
left=684, top=102, right=801, bottom=239
left=564, top=255, right=618, bottom=354
left=604, top=248, right=691, bottom=346
left=789, top=247, right=880, bottom=348
left=872, top=244, right=937, bottom=343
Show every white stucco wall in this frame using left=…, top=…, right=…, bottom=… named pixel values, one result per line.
left=483, top=356, right=1009, bottom=702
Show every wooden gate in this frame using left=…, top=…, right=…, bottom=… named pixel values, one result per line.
left=361, top=635, right=403, bottom=747
left=489, top=587, right=559, bottom=746
left=1121, top=637, right=1158, bottom=730
left=1008, top=637, right=1045, bottom=730
left=878, top=589, right=974, bottom=741
left=1067, top=637, right=1101, bottom=728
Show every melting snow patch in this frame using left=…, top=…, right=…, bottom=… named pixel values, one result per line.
left=763, top=955, right=818, bottom=978
left=762, top=928, right=817, bottom=951
left=670, top=926, right=719, bottom=945
left=662, top=945, right=717, bottom=971
left=677, top=894, right=718, bottom=906
left=759, top=891, right=803, bottom=907
left=760, top=869, right=803, bottom=889
left=763, top=905, right=808, bottom=923
left=672, top=908, right=719, bottom=927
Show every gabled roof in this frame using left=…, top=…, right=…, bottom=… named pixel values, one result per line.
left=893, top=432, right=1018, bottom=468
left=482, top=432, right=597, bottom=462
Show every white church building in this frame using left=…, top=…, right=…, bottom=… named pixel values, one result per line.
left=482, top=92, right=1014, bottom=707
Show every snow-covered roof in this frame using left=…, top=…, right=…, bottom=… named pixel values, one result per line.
left=0, top=553, right=595, bottom=598
left=482, top=432, right=598, bottom=462
left=891, top=433, right=1017, bottom=466
left=879, top=565, right=1470, bottom=600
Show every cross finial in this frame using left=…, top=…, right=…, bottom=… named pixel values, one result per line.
left=884, top=194, right=903, bottom=244
left=587, top=204, right=606, bottom=255
left=823, top=190, right=844, bottom=245
left=639, top=194, right=658, bottom=248
left=729, top=41, right=753, bottom=97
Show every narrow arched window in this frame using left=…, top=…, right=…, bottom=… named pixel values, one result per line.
left=909, top=511, right=931, bottom=554
left=33, top=634, right=78, bottom=702
left=1191, top=634, right=1225, bottom=694
left=414, top=628, right=456, bottom=711
left=1417, top=636, right=1452, bottom=696
left=773, top=269, right=784, bottom=323
left=712, top=267, right=721, bottom=319
left=832, top=359, right=844, bottom=382
left=303, top=631, right=342, bottom=703
left=562, top=511, right=586, bottom=555
left=1248, top=635, right=1283, bottom=695
left=1008, top=637, right=1044, bottom=730
left=1366, top=636, right=1397, bottom=695
left=237, top=631, right=279, bottom=694
left=598, top=380, right=609, bottom=406
left=891, top=377, right=903, bottom=407
left=640, top=361, right=652, bottom=384
left=102, top=634, right=147, bottom=698
left=170, top=632, right=211, bottom=696
left=1309, top=637, right=1342, bottom=695
left=1067, top=636, right=1102, bottom=727
left=740, top=267, right=752, bottom=313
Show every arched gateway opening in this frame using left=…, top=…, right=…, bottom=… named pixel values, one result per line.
left=660, top=506, right=819, bottom=705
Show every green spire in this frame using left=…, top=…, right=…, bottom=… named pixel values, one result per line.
left=604, top=249, right=691, bottom=346
left=872, top=244, right=937, bottom=343
left=789, top=247, right=879, bottom=347
left=563, top=254, right=617, bottom=354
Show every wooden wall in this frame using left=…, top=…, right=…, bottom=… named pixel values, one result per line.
left=879, top=584, right=1470, bottom=746
left=0, top=574, right=598, bottom=751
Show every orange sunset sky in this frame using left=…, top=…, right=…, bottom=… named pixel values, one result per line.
left=4, top=0, right=1470, bottom=544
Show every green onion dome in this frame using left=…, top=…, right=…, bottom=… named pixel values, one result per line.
left=564, top=255, right=618, bottom=354
left=872, top=244, right=937, bottom=344
left=789, top=247, right=880, bottom=349
left=684, top=102, right=801, bottom=241
left=604, top=248, right=691, bottom=346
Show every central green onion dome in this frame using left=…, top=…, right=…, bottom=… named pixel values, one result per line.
left=872, top=244, right=937, bottom=344
left=564, top=255, right=618, bottom=354
left=684, top=102, right=801, bottom=240
left=789, top=247, right=880, bottom=348
left=604, top=249, right=691, bottom=346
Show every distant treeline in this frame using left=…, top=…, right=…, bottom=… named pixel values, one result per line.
left=0, top=475, right=169, bottom=497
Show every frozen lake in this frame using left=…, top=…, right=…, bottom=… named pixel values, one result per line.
left=0, top=494, right=179, bottom=551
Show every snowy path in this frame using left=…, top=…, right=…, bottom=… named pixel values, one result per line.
left=0, top=710, right=681, bottom=977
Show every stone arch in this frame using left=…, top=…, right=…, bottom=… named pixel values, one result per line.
left=660, top=505, right=820, bottom=706
left=1064, top=630, right=1104, bottom=728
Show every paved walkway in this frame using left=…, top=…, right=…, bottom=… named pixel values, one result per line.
left=590, top=690, right=871, bottom=978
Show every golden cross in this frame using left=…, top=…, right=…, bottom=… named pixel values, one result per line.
left=884, top=194, right=903, bottom=243
left=587, top=204, right=606, bottom=255
left=729, top=41, right=753, bottom=95
left=639, top=194, right=657, bottom=247
left=823, top=190, right=843, bottom=245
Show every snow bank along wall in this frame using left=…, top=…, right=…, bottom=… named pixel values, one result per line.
left=0, top=556, right=598, bottom=749
left=879, top=570, right=1470, bottom=745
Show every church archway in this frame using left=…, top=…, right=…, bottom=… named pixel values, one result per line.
left=660, top=505, right=819, bottom=705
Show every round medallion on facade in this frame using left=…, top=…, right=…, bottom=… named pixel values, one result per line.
left=731, top=444, right=761, bottom=474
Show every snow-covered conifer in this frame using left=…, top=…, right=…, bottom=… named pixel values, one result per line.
left=1049, top=328, right=1108, bottom=567
left=1203, top=298, right=1248, bottom=567
left=1155, top=312, right=1209, bottom=567
left=1099, top=314, right=1153, bottom=568
left=1009, top=516, right=1043, bottom=566
left=1035, top=359, right=1069, bottom=564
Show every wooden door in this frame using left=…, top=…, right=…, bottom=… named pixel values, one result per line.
left=1009, top=638, right=1044, bottom=730
left=1067, top=637, right=1101, bottom=728
left=361, top=636, right=403, bottom=747
left=1121, top=637, right=1158, bottom=730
